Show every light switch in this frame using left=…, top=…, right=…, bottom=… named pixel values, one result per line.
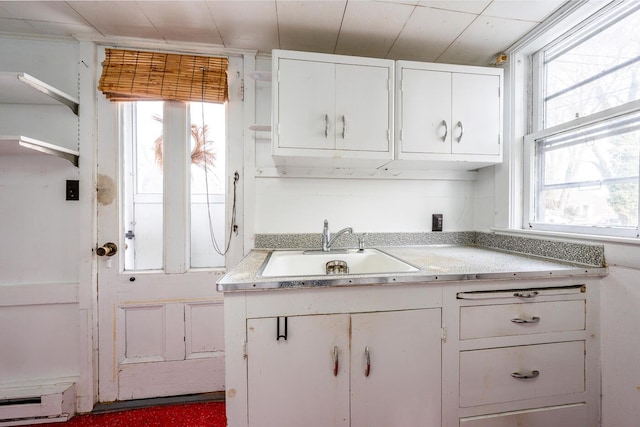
left=66, top=180, right=79, bottom=201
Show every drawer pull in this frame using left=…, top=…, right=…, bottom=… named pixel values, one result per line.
left=513, top=291, right=539, bottom=298
left=511, top=316, right=541, bottom=324
left=511, top=370, right=540, bottom=380
left=333, top=346, right=339, bottom=376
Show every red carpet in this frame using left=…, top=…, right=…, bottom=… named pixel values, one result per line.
left=23, top=401, right=226, bottom=427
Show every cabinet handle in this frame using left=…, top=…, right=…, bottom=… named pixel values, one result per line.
left=513, top=291, right=539, bottom=298
left=341, top=115, right=347, bottom=139
left=276, top=316, right=288, bottom=340
left=324, top=114, right=329, bottom=138
left=511, top=370, right=540, bottom=380
left=364, top=346, right=371, bottom=377
left=511, top=316, right=540, bottom=324
left=333, top=346, right=339, bottom=376
left=441, top=120, right=448, bottom=142
left=456, top=121, right=464, bottom=142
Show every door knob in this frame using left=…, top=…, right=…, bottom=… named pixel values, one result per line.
left=97, top=242, right=118, bottom=257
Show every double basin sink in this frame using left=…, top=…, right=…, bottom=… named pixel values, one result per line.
left=258, top=248, right=419, bottom=278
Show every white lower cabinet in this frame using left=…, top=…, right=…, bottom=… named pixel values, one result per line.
left=226, top=279, right=600, bottom=427
left=450, top=284, right=598, bottom=427
left=247, top=309, right=441, bottom=427
left=460, top=404, right=587, bottom=427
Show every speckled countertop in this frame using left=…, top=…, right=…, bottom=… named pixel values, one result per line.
left=217, top=244, right=607, bottom=292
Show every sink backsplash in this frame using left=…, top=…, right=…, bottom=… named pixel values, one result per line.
left=254, top=231, right=605, bottom=267
left=255, top=231, right=476, bottom=251
left=475, top=232, right=605, bottom=267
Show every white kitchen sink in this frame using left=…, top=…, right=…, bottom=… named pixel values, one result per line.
left=258, top=248, right=419, bottom=277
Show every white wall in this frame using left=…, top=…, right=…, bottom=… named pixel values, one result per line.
left=254, top=177, right=477, bottom=233
left=600, top=264, right=640, bottom=427
left=0, top=37, right=82, bottom=388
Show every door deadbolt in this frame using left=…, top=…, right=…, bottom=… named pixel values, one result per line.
left=96, top=242, right=118, bottom=257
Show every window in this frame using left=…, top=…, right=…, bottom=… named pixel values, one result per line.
left=527, top=2, right=640, bottom=238
left=99, top=49, right=242, bottom=271
left=542, top=5, right=640, bottom=129
left=122, top=101, right=230, bottom=270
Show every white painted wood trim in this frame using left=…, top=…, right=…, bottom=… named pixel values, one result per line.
left=255, top=166, right=478, bottom=181
left=163, top=101, right=190, bottom=274
left=77, top=40, right=99, bottom=413
left=243, top=54, right=257, bottom=256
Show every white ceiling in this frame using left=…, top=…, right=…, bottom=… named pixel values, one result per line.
left=0, top=0, right=565, bottom=65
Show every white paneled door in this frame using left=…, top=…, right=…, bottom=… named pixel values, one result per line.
left=95, top=52, right=244, bottom=402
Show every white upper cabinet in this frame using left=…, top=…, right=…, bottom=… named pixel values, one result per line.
left=270, top=51, right=503, bottom=173
left=394, top=61, right=503, bottom=170
left=272, top=50, right=394, bottom=167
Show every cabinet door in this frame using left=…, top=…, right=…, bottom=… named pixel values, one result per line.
left=451, top=73, right=500, bottom=156
left=277, top=58, right=335, bottom=150
left=351, top=309, right=442, bottom=427
left=335, top=63, right=391, bottom=153
left=247, top=314, right=350, bottom=427
left=399, top=68, right=452, bottom=154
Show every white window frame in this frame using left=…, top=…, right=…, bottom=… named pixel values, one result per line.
left=519, top=0, right=640, bottom=240
left=524, top=99, right=640, bottom=238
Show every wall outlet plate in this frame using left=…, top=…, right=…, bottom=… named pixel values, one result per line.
left=432, top=214, right=443, bottom=232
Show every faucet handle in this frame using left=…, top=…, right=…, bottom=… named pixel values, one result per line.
left=358, top=233, right=368, bottom=251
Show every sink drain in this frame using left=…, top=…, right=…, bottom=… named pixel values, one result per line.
left=326, top=260, right=349, bottom=275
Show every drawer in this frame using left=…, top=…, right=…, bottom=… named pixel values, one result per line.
left=460, top=403, right=586, bottom=426
left=460, top=341, right=584, bottom=407
left=460, top=300, right=585, bottom=340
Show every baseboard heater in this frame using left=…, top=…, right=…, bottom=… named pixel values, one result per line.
left=0, top=383, right=74, bottom=426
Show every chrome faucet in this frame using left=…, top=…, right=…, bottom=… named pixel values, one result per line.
left=322, top=219, right=353, bottom=252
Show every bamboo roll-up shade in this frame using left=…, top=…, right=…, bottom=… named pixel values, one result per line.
left=98, top=49, right=228, bottom=103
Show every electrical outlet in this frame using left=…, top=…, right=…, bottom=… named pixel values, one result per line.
left=432, top=214, right=443, bottom=232
left=66, top=180, right=79, bottom=201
